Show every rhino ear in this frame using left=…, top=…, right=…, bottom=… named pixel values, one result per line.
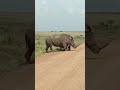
left=86, top=25, right=94, bottom=32
left=69, top=37, right=73, bottom=40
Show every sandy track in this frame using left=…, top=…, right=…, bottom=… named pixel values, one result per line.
left=35, top=43, right=85, bottom=90
left=0, top=64, right=35, bottom=90
left=0, top=40, right=119, bottom=90
left=86, top=40, right=120, bottom=90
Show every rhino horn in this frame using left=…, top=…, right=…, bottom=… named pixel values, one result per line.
left=86, top=41, right=111, bottom=54
left=98, top=41, right=111, bottom=50
left=74, top=43, right=81, bottom=48
left=77, top=43, right=81, bottom=47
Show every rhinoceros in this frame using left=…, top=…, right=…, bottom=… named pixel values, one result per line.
left=45, top=34, right=78, bottom=52
left=86, top=24, right=110, bottom=54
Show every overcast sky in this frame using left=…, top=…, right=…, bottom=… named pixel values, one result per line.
left=0, top=0, right=120, bottom=31
left=36, top=0, right=85, bottom=31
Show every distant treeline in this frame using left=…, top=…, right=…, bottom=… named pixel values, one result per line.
left=36, top=31, right=85, bottom=32
left=86, top=12, right=120, bottom=14
left=50, top=31, right=84, bottom=32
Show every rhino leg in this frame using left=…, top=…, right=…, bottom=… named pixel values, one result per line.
left=25, top=50, right=30, bottom=63
left=25, top=48, right=34, bottom=63
left=45, top=45, right=53, bottom=53
left=63, top=43, right=67, bottom=51
left=67, top=45, right=71, bottom=51
left=45, top=46, right=49, bottom=53
left=50, top=46, right=53, bottom=51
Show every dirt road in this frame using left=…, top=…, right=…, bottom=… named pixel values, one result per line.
left=86, top=40, right=120, bottom=90
left=35, top=43, right=85, bottom=90
left=0, top=64, right=35, bottom=90
left=0, top=40, right=119, bottom=90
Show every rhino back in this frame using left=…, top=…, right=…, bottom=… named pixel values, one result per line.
left=60, top=34, right=73, bottom=43
left=51, top=35, right=62, bottom=47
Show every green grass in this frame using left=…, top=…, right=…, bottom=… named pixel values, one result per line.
left=87, top=13, right=120, bottom=41
left=35, top=32, right=85, bottom=57
left=0, top=12, right=34, bottom=75
left=0, top=30, right=27, bottom=74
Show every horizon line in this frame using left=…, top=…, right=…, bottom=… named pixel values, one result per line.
left=0, top=11, right=34, bottom=14
left=35, top=31, right=85, bottom=32
left=86, top=12, right=120, bottom=14
left=1, top=11, right=120, bottom=14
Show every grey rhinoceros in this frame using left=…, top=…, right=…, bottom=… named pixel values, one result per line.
left=45, top=34, right=78, bottom=52
left=86, top=24, right=111, bottom=54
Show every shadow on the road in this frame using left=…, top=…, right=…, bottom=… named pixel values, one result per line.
left=45, top=49, right=76, bottom=53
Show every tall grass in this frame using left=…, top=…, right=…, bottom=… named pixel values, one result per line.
left=0, top=12, right=34, bottom=75
left=0, top=29, right=27, bottom=74
left=93, top=20, right=120, bottom=42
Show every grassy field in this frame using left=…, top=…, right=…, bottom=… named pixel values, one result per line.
left=86, top=13, right=120, bottom=42
left=86, top=13, right=120, bottom=25
left=0, top=12, right=34, bottom=74
left=35, top=31, right=85, bottom=57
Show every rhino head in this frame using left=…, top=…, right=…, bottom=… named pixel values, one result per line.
left=86, top=42, right=110, bottom=54
left=69, top=36, right=78, bottom=49
left=86, top=24, right=111, bottom=54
